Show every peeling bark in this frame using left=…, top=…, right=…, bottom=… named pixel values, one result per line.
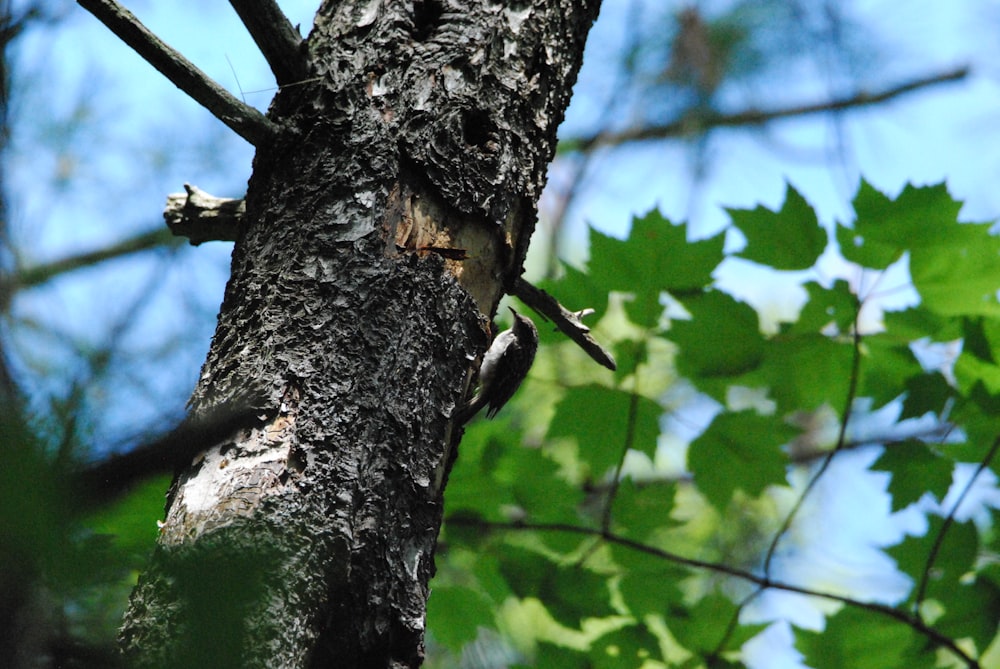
left=118, top=1, right=600, bottom=667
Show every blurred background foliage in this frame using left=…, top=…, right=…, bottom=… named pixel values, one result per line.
left=2, top=1, right=1000, bottom=667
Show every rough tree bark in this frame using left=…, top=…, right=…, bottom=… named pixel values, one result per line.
left=111, top=1, right=600, bottom=667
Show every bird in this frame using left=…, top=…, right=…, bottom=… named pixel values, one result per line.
left=460, top=307, right=538, bottom=422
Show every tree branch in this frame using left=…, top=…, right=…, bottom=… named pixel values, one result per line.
left=74, top=408, right=261, bottom=506
left=0, top=227, right=180, bottom=302
left=162, top=186, right=621, bottom=375
left=563, top=67, right=970, bottom=152
left=762, top=301, right=863, bottom=577
left=76, top=0, right=280, bottom=146
left=164, top=184, right=245, bottom=244
left=913, top=433, right=1000, bottom=613
left=448, top=517, right=981, bottom=668
left=162, top=188, right=620, bottom=374
left=228, top=0, right=307, bottom=86
left=512, top=277, right=617, bottom=371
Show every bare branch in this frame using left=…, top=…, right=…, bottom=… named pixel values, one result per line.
left=913, top=433, right=1000, bottom=614
left=512, top=277, right=617, bottom=371
left=76, top=0, right=279, bottom=146
left=600, top=393, right=638, bottom=532
left=762, top=305, right=863, bottom=576
left=0, top=227, right=179, bottom=302
left=165, top=184, right=245, bottom=245
left=74, top=408, right=261, bottom=506
left=448, top=516, right=982, bottom=669
left=788, top=423, right=957, bottom=464
left=563, top=67, right=971, bottom=153
left=229, top=0, right=307, bottom=86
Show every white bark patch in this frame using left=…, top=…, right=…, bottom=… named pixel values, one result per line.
left=158, top=413, right=298, bottom=545
left=504, top=6, right=533, bottom=34
left=404, top=540, right=422, bottom=580
left=442, top=64, right=465, bottom=93
left=178, top=442, right=289, bottom=514
left=355, top=0, right=380, bottom=27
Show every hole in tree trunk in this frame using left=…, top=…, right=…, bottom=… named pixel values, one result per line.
left=412, top=0, right=443, bottom=41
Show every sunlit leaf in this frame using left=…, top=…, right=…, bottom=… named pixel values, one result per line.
left=497, top=547, right=616, bottom=628
left=688, top=411, right=795, bottom=510
left=549, top=385, right=661, bottom=473
left=590, top=210, right=725, bottom=295
left=872, top=441, right=953, bottom=510
left=789, top=280, right=858, bottom=334
left=839, top=180, right=1000, bottom=316
left=954, top=353, right=1000, bottom=395
left=588, top=212, right=724, bottom=326
left=751, top=333, right=854, bottom=413
left=884, top=306, right=960, bottom=342
left=668, top=593, right=766, bottom=654
left=426, top=585, right=496, bottom=651
left=730, top=183, right=826, bottom=270
left=795, top=607, right=936, bottom=669
left=838, top=181, right=961, bottom=270
left=670, top=291, right=765, bottom=388
left=912, top=239, right=1000, bottom=317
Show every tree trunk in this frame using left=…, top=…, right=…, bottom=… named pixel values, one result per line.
left=118, top=1, right=600, bottom=667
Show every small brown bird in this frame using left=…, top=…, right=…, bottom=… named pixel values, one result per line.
left=461, top=307, right=538, bottom=421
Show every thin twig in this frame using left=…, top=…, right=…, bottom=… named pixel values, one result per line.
left=601, top=391, right=639, bottom=532
left=76, top=0, right=279, bottom=146
left=0, top=227, right=180, bottom=302
left=710, top=588, right=763, bottom=661
left=228, top=0, right=307, bottom=86
left=913, top=434, right=1000, bottom=613
left=563, top=67, right=970, bottom=152
left=788, top=424, right=958, bottom=464
left=762, top=297, right=863, bottom=576
left=449, top=517, right=980, bottom=668
left=512, top=277, right=617, bottom=371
